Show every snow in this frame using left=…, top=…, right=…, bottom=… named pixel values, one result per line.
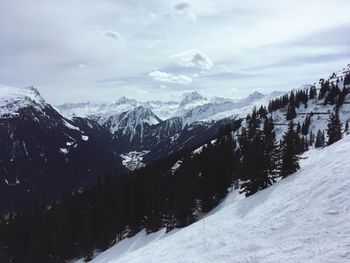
left=120, top=151, right=150, bottom=171
left=81, top=135, right=89, bottom=141
left=170, top=160, right=182, bottom=174
left=0, top=85, right=47, bottom=118
left=59, top=148, right=69, bottom=154
left=81, top=135, right=350, bottom=263
left=63, top=119, right=81, bottom=131
left=105, top=106, right=162, bottom=140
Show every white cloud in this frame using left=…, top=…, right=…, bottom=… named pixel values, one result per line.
left=1, top=0, right=350, bottom=103
left=149, top=70, right=192, bottom=84
left=173, top=50, right=214, bottom=70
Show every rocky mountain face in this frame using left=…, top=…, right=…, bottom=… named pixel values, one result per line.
left=0, top=86, right=125, bottom=212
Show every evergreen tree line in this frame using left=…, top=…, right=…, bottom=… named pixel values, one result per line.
left=268, top=82, right=348, bottom=115
left=0, top=124, right=239, bottom=263
left=235, top=108, right=304, bottom=197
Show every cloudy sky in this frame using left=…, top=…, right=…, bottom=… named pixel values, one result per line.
left=1, top=0, right=350, bottom=104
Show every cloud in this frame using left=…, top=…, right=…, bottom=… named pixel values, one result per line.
left=102, top=30, right=124, bottom=41
left=173, top=50, right=214, bottom=70
left=173, top=2, right=196, bottom=21
left=1, top=1, right=350, bottom=103
left=174, top=2, right=190, bottom=10
left=149, top=70, right=192, bottom=84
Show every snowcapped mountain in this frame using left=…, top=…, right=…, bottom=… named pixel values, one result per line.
left=57, top=90, right=282, bottom=169
left=0, top=85, right=125, bottom=212
left=0, top=85, right=48, bottom=118
left=178, top=91, right=208, bottom=109
left=102, top=106, right=162, bottom=140
left=79, top=134, right=350, bottom=263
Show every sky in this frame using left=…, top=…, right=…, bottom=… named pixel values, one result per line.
left=0, top=0, right=350, bottom=104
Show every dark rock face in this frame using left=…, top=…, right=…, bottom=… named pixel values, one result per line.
left=0, top=104, right=125, bottom=213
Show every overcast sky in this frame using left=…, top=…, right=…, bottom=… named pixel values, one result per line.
left=1, top=0, right=350, bottom=104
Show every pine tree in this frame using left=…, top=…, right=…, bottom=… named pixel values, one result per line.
left=344, top=73, right=350, bottom=86
left=315, top=129, right=325, bottom=148
left=319, top=80, right=330, bottom=100
left=327, top=110, right=343, bottom=145
left=262, top=117, right=279, bottom=183
left=301, top=115, right=311, bottom=135
left=309, top=130, right=315, bottom=146
left=286, top=92, right=297, bottom=120
left=296, top=122, right=301, bottom=134
left=324, top=83, right=340, bottom=105
left=345, top=120, right=349, bottom=135
left=240, top=116, right=279, bottom=196
left=280, top=120, right=300, bottom=178
left=309, top=85, right=317, bottom=100
left=337, top=87, right=348, bottom=108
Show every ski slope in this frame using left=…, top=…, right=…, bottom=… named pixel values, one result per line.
left=79, top=135, right=350, bottom=263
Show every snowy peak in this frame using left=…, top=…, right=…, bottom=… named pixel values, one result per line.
left=179, top=91, right=207, bottom=108
left=108, top=106, right=162, bottom=136
left=248, top=91, right=264, bottom=100
left=210, top=96, right=233, bottom=104
left=127, top=106, right=162, bottom=125
left=0, top=85, right=48, bottom=118
left=115, top=96, right=137, bottom=106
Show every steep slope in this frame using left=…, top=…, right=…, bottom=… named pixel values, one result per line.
left=0, top=85, right=125, bottom=212
left=82, top=135, right=350, bottom=263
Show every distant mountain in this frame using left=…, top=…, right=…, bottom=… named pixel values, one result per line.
left=179, top=91, right=208, bottom=108
left=57, top=90, right=281, bottom=169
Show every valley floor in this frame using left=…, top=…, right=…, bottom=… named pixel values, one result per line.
left=77, top=135, right=350, bottom=263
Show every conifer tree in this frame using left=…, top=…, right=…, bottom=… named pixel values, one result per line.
left=309, top=85, right=317, bottom=100
left=301, top=115, right=311, bottom=135
left=327, top=110, right=343, bottom=145
left=319, top=80, right=330, bottom=100
left=344, top=73, right=350, bottom=86
left=315, top=129, right=325, bottom=148
left=280, top=120, right=300, bottom=178
left=286, top=92, right=297, bottom=120
left=345, top=120, right=349, bottom=135
left=309, top=130, right=315, bottom=146
left=262, top=117, right=279, bottom=182
left=296, top=122, right=301, bottom=134
left=240, top=115, right=279, bottom=196
left=337, top=87, right=348, bottom=108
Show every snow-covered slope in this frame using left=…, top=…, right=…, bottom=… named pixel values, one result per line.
left=80, top=135, right=350, bottom=263
left=0, top=85, right=48, bottom=118
left=101, top=106, right=162, bottom=139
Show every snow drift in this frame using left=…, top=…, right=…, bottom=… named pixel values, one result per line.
left=80, top=135, right=350, bottom=263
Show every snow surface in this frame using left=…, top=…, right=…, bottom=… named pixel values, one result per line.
left=120, top=151, right=150, bottom=171
left=0, top=85, right=47, bottom=118
left=78, top=135, right=350, bottom=263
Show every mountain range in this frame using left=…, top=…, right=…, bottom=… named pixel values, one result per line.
left=0, top=85, right=281, bottom=212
